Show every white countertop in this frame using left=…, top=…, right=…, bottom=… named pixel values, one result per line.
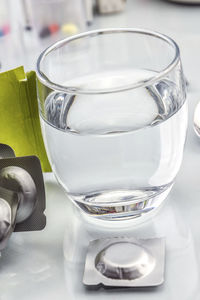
left=1, top=0, right=200, bottom=299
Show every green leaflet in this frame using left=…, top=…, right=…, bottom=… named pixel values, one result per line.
left=0, top=66, right=51, bottom=172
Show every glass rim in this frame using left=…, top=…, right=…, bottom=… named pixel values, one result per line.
left=36, top=27, right=180, bottom=95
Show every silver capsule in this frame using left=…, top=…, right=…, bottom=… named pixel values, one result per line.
left=0, top=166, right=37, bottom=223
left=0, top=198, right=11, bottom=241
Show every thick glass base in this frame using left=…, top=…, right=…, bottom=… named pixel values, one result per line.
left=70, top=183, right=173, bottom=222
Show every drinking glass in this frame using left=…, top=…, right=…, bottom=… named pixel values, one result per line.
left=36, top=28, right=187, bottom=221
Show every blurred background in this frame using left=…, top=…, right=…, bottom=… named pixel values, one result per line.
left=1, top=0, right=200, bottom=85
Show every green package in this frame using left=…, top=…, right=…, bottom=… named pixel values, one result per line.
left=0, top=66, right=51, bottom=172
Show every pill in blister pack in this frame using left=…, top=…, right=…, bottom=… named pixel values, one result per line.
left=0, top=144, right=46, bottom=252
left=83, top=237, right=165, bottom=288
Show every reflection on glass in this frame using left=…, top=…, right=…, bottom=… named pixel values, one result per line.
left=37, top=29, right=187, bottom=221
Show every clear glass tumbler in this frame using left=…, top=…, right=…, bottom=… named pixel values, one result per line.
left=36, top=28, right=187, bottom=221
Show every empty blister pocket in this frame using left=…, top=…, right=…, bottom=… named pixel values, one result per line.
left=83, top=237, right=165, bottom=288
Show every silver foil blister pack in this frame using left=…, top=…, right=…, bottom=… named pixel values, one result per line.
left=83, top=237, right=165, bottom=288
left=0, top=144, right=46, bottom=251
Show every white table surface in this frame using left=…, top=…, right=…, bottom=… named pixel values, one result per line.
left=1, top=0, right=200, bottom=299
